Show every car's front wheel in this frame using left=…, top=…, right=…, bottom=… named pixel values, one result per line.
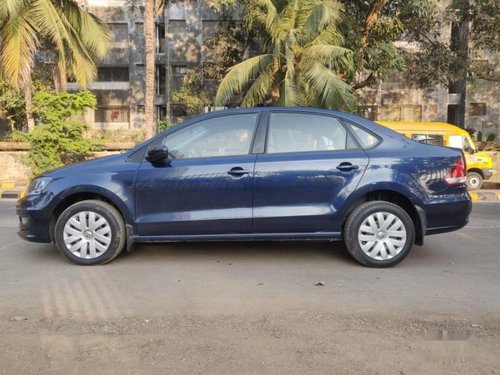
left=343, top=201, right=415, bottom=267
left=54, top=200, right=126, bottom=265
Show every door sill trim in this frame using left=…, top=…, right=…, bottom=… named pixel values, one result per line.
left=133, top=232, right=342, bottom=242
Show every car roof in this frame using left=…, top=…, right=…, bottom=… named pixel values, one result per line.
left=183, top=107, right=398, bottom=136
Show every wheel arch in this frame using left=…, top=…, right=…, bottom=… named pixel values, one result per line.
left=467, top=168, right=483, bottom=178
left=340, top=187, right=425, bottom=246
left=49, top=188, right=133, bottom=242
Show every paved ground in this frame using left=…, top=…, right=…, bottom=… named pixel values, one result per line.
left=0, top=200, right=499, bottom=374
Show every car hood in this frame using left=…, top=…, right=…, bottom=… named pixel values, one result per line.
left=41, top=152, right=129, bottom=179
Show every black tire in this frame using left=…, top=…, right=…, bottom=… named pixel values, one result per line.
left=54, top=200, right=126, bottom=265
left=343, top=201, right=415, bottom=268
left=466, top=171, right=483, bottom=190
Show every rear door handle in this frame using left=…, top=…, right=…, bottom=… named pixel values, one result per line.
left=336, top=162, right=359, bottom=172
left=227, top=167, right=251, bottom=176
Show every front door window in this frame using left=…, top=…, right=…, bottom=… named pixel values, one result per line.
left=161, top=113, right=258, bottom=159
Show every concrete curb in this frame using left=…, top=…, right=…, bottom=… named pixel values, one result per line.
left=469, top=190, right=500, bottom=202
left=0, top=190, right=25, bottom=199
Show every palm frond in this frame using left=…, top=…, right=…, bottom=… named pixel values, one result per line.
left=302, top=44, right=353, bottom=73
left=31, top=0, right=99, bottom=86
left=303, top=62, right=355, bottom=111
left=279, top=75, right=299, bottom=106
left=0, top=0, right=28, bottom=19
left=303, top=0, right=344, bottom=33
left=215, top=54, right=274, bottom=106
left=0, top=10, right=38, bottom=88
left=306, top=24, right=344, bottom=46
left=240, top=68, right=275, bottom=107
left=60, top=0, right=112, bottom=58
left=254, top=0, right=278, bottom=34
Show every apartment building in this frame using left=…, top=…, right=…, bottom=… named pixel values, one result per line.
left=73, top=0, right=498, bottom=139
left=70, top=0, right=232, bottom=134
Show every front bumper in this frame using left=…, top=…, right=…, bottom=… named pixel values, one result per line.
left=17, top=194, right=57, bottom=243
left=481, top=168, right=493, bottom=180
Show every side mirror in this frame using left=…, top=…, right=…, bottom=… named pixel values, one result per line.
left=147, top=146, right=169, bottom=162
left=465, top=147, right=475, bottom=154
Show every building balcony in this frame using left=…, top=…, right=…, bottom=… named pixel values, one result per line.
left=67, top=82, right=130, bottom=91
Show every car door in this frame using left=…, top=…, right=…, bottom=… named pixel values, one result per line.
left=253, top=111, right=369, bottom=234
left=135, top=112, right=260, bottom=236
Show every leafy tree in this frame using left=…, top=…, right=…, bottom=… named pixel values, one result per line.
left=215, top=0, right=355, bottom=111
left=13, top=90, right=98, bottom=176
left=0, top=0, right=112, bottom=88
left=173, top=21, right=248, bottom=119
left=0, top=81, right=26, bottom=132
left=0, top=0, right=112, bottom=130
left=345, top=0, right=500, bottom=90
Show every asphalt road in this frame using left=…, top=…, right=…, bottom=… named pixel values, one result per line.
left=0, top=200, right=499, bottom=374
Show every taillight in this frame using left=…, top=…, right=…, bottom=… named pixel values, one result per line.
left=445, top=157, right=467, bottom=185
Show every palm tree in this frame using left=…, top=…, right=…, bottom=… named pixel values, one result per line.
left=215, top=0, right=355, bottom=111
left=0, top=0, right=112, bottom=130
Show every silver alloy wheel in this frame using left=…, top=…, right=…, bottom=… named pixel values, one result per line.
left=357, top=211, right=407, bottom=260
left=63, top=211, right=112, bottom=259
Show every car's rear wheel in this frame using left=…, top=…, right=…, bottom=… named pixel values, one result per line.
left=466, top=171, right=483, bottom=190
left=54, top=200, right=126, bottom=265
left=343, top=201, right=415, bottom=267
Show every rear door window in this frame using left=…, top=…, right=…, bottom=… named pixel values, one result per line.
left=266, top=113, right=348, bottom=153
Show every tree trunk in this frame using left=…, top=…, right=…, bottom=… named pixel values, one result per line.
left=24, top=76, right=35, bottom=132
left=144, top=0, right=156, bottom=138
left=361, top=0, right=389, bottom=48
left=271, top=87, right=280, bottom=106
left=51, top=65, right=68, bottom=92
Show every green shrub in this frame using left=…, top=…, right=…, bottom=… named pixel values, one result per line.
left=157, top=118, right=171, bottom=132
left=13, top=90, right=99, bottom=177
left=486, top=133, right=496, bottom=141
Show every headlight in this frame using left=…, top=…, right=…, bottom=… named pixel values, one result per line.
left=26, top=177, right=53, bottom=196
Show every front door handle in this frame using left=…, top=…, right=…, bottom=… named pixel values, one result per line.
left=227, top=167, right=251, bottom=176
left=336, top=162, right=359, bottom=172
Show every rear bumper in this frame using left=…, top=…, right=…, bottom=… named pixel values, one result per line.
left=481, top=168, right=493, bottom=180
left=423, top=192, right=472, bottom=235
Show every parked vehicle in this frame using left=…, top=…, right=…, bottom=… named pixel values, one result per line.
left=17, top=108, right=471, bottom=267
left=377, top=121, right=493, bottom=190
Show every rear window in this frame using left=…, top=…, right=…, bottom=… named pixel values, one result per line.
left=411, top=134, right=444, bottom=146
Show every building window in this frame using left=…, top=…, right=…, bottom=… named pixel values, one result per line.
left=172, top=65, right=187, bottom=91
left=167, top=20, right=187, bottom=36
left=469, top=102, right=486, bottom=116
left=156, top=23, right=166, bottom=53
left=108, top=24, right=128, bottom=43
left=156, top=65, right=166, bottom=95
left=95, top=106, right=130, bottom=123
left=97, top=67, right=129, bottom=82
left=202, top=20, right=226, bottom=38
left=156, top=105, right=167, bottom=121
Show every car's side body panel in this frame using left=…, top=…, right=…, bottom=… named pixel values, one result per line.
left=134, top=154, right=257, bottom=236
left=253, top=150, right=368, bottom=233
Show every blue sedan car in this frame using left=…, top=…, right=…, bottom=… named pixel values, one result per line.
left=17, top=107, right=471, bottom=267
